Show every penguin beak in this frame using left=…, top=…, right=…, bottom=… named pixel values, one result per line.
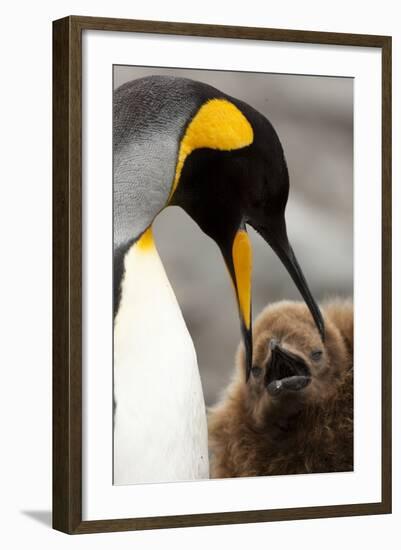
left=253, top=217, right=325, bottom=342
left=220, top=227, right=254, bottom=382
left=265, top=341, right=311, bottom=396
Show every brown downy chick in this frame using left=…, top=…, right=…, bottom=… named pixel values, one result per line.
left=208, top=300, right=353, bottom=478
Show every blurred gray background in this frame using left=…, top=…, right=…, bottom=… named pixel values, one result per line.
left=114, top=66, right=353, bottom=406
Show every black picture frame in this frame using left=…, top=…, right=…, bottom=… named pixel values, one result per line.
left=53, top=15, right=392, bottom=534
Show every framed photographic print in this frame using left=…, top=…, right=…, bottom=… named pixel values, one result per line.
left=53, top=16, right=392, bottom=534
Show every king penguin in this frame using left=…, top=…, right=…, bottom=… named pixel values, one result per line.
left=113, top=75, right=325, bottom=485
left=208, top=300, right=353, bottom=478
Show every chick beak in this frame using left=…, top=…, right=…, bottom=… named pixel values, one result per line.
left=254, top=217, right=325, bottom=341
left=266, top=341, right=311, bottom=396
left=220, top=227, right=253, bottom=382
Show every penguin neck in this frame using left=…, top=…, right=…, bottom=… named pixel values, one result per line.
left=114, top=226, right=184, bottom=357
left=114, top=227, right=179, bottom=333
left=113, top=227, right=209, bottom=484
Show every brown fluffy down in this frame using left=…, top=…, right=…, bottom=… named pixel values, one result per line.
left=208, top=300, right=353, bottom=478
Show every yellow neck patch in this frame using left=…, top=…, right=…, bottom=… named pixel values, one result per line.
left=136, top=227, right=155, bottom=252
left=232, top=229, right=253, bottom=329
left=169, top=98, right=253, bottom=199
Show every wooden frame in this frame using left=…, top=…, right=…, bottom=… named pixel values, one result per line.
left=53, top=15, right=392, bottom=534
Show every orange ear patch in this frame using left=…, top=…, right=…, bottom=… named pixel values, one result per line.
left=170, top=99, right=254, bottom=199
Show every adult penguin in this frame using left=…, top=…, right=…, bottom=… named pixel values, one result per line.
left=113, top=75, right=324, bottom=485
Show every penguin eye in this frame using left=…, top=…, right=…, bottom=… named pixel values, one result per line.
left=310, top=349, right=323, bottom=361
left=251, top=366, right=263, bottom=378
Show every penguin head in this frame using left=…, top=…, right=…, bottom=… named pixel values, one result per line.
left=242, top=301, right=347, bottom=424
left=171, top=103, right=324, bottom=380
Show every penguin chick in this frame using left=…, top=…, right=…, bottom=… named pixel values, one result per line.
left=208, top=300, right=353, bottom=478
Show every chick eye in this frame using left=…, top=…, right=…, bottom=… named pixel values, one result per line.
left=310, top=349, right=323, bottom=361
left=251, top=366, right=263, bottom=378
